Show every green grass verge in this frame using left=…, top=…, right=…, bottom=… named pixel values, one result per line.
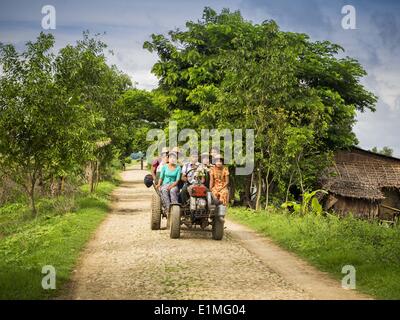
left=229, top=207, right=400, bottom=300
left=0, top=181, right=117, bottom=300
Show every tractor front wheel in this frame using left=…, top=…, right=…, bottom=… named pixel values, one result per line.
left=170, top=205, right=181, bottom=239
left=212, top=218, right=224, bottom=240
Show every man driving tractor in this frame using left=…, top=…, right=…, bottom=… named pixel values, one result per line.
left=180, top=151, right=201, bottom=204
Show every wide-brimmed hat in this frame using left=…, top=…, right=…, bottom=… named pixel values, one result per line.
left=210, top=146, right=220, bottom=154
left=160, top=147, right=169, bottom=155
left=170, top=147, right=184, bottom=159
left=214, top=154, right=224, bottom=162
left=189, top=150, right=199, bottom=157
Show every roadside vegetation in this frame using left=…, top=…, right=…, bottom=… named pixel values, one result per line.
left=229, top=207, right=400, bottom=300
left=0, top=180, right=117, bottom=299
left=0, top=30, right=157, bottom=299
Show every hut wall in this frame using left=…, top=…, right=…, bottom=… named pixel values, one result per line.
left=379, top=188, right=400, bottom=220
left=323, top=147, right=400, bottom=221
left=331, top=195, right=379, bottom=219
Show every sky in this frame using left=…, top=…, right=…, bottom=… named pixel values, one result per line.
left=0, top=0, right=399, bottom=156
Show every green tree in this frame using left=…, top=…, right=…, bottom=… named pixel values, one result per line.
left=0, top=33, right=62, bottom=214
left=0, top=31, right=133, bottom=213
left=144, top=7, right=377, bottom=207
left=55, top=31, right=132, bottom=191
left=116, top=88, right=168, bottom=160
left=371, top=146, right=394, bottom=157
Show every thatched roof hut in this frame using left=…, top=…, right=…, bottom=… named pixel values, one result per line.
left=320, top=147, right=400, bottom=220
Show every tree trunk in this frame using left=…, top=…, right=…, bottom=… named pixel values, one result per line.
left=255, top=169, right=262, bottom=211
left=285, top=172, right=293, bottom=203
left=89, top=161, right=95, bottom=193
left=61, top=176, right=65, bottom=193
left=95, top=161, right=100, bottom=189
left=30, top=192, right=37, bottom=217
left=296, top=154, right=305, bottom=195
left=57, top=176, right=64, bottom=196
left=264, top=167, right=271, bottom=210
left=28, top=175, right=37, bottom=217
left=38, top=169, right=45, bottom=196
left=244, top=174, right=252, bottom=208
left=50, top=176, right=56, bottom=197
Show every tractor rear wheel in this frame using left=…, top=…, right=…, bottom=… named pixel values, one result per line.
left=151, top=192, right=162, bottom=230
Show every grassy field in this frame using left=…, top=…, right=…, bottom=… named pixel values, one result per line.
left=0, top=181, right=117, bottom=299
left=229, top=207, right=400, bottom=300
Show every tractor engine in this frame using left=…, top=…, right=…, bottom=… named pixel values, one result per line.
left=189, top=185, right=208, bottom=211
left=189, top=197, right=207, bottom=211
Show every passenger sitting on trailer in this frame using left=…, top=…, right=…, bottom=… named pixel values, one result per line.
left=152, top=147, right=169, bottom=183
left=156, top=152, right=181, bottom=211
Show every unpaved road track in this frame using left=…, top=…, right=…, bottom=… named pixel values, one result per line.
left=61, top=166, right=371, bottom=300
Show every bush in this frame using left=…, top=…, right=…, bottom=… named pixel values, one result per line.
left=0, top=175, right=25, bottom=206
left=124, top=156, right=132, bottom=164
left=0, top=181, right=117, bottom=299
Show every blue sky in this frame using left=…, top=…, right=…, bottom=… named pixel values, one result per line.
left=0, top=0, right=399, bottom=156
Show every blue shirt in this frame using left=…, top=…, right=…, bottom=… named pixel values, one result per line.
left=160, top=164, right=182, bottom=186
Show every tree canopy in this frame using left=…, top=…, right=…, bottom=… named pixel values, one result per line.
left=0, top=7, right=379, bottom=212
left=144, top=7, right=378, bottom=208
left=370, top=146, right=394, bottom=157
left=0, top=32, right=162, bottom=213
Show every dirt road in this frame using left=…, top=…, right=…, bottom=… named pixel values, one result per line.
left=61, top=166, right=370, bottom=300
